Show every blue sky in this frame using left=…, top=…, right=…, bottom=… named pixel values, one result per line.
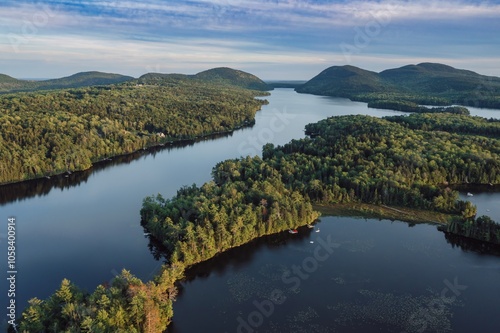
left=0, top=0, right=499, bottom=79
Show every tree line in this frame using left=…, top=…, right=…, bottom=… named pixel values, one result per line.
left=0, top=80, right=267, bottom=184
left=367, top=99, right=470, bottom=115
left=17, top=266, right=184, bottom=333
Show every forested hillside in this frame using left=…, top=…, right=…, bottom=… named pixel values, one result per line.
left=0, top=71, right=134, bottom=93
left=0, top=80, right=267, bottom=184
left=137, top=67, right=271, bottom=91
left=296, top=63, right=500, bottom=108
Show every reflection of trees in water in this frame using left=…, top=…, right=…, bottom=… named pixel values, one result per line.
left=0, top=131, right=239, bottom=206
left=145, top=223, right=314, bottom=284
left=443, top=232, right=500, bottom=256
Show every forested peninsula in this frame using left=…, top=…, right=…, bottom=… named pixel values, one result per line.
left=0, top=73, right=268, bottom=185
left=18, top=111, right=499, bottom=332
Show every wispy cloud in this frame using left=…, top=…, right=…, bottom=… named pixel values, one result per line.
left=0, top=0, right=499, bottom=78
left=3, top=0, right=500, bottom=34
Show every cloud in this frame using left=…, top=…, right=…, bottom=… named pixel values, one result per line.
left=0, top=1, right=499, bottom=78
left=0, top=34, right=330, bottom=77
left=2, top=0, right=500, bottom=36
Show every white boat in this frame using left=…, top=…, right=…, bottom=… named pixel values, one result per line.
left=289, top=229, right=298, bottom=234
left=467, top=192, right=474, bottom=197
left=315, top=228, right=320, bottom=233
left=307, top=224, right=314, bottom=229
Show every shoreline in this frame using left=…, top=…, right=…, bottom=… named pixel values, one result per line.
left=313, top=203, right=453, bottom=225
left=0, top=117, right=258, bottom=188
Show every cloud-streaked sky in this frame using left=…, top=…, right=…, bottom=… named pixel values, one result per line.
left=1, top=0, right=499, bottom=79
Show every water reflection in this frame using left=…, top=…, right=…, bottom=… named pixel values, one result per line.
left=443, top=231, right=500, bottom=256
left=145, top=224, right=316, bottom=283
left=166, top=217, right=500, bottom=333
left=0, top=131, right=240, bottom=206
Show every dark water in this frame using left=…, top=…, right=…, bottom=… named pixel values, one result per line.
left=168, top=217, right=500, bottom=333
left=0, top=89, right=499, bottom=331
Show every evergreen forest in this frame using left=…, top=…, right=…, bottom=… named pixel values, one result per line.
left=0, top=80, right=267, bottom=184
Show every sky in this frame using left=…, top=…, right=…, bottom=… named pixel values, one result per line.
left=0, top=0, right=499, bottom=80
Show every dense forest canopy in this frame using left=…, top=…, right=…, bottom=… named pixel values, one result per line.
left=17, top=266, right=184, bottom=333
left=0, top=79, right=267, bottom=184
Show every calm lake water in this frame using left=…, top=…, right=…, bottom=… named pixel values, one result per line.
left=0, top=89, right=499, bottom=331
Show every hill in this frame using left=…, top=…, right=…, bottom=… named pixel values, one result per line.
left=0, top=71, right=134, bottom=93
left=0, top=73, right=20, bottom=83
left=296, top=65, right=390, bottom=97
left=194, top=67, right=270, bottom=91
left=0, top=74, right=37, bottom=92
left=38, top=71, right=134, bottom=89
left=137, top=67, right=271, bottom=91
left=296, top=63, right=500, bottom=108
left=1, top=67, right=270, bottom=93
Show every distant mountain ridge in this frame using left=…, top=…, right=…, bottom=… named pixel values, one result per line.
left=194, top=67, right=270, bottom=91
left=296, top=63, right=500, bottom=108
left=0, top=67, right=271, bottom=93
left=0, top=71, right=134, bottom=93
left=138, top=67, right=271, bottom=91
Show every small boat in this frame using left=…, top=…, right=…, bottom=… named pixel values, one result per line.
left=144, top=232, right=150, bottom=236
left=45, top=176, right=50, bottom=179
left=310, top=241, right=314, bottom=244
left=467, top=192, right=474, bottom=197
left=307, top=224, right=314, bottom=229
left=289, top=229, right=298, bottom=234
left=315, top=228, right=320, bottom=233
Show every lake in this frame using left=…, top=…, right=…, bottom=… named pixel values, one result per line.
left=168, top=216, right=500, bottom=333
left=0, top=89, right=499, bottom=331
